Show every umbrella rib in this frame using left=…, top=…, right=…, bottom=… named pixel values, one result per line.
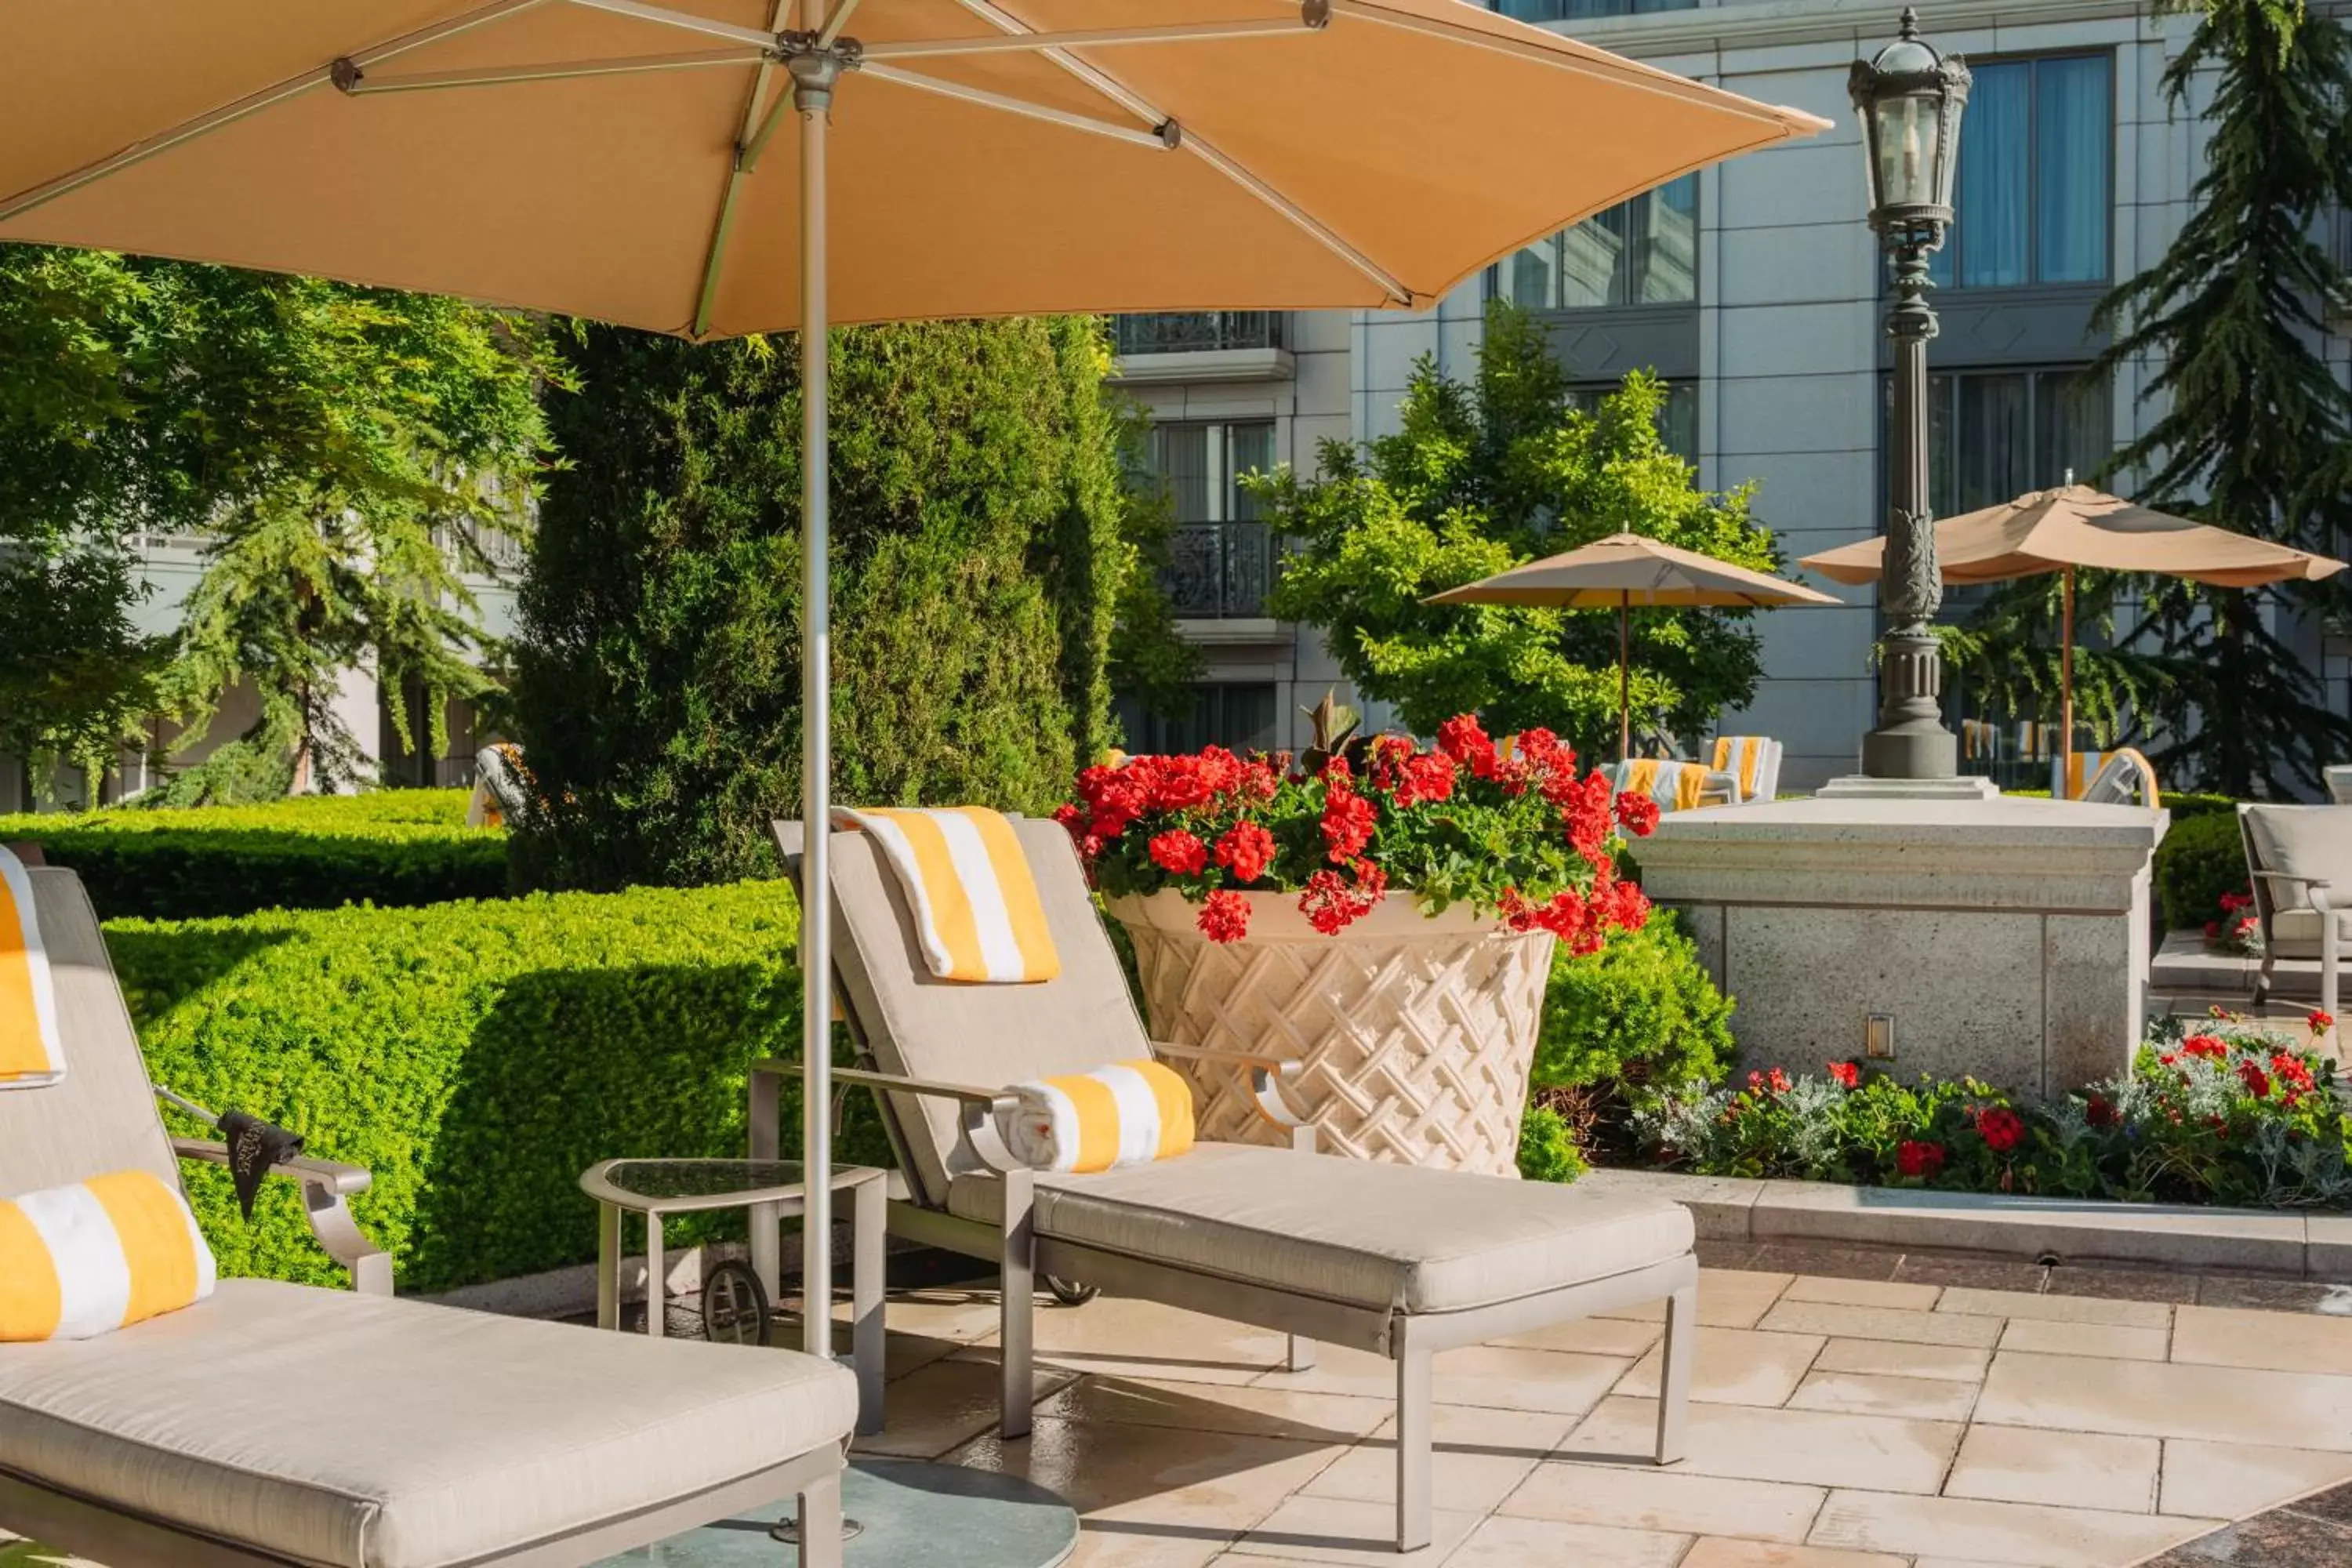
left=858, top=64, right=1184, bottom=151
left=862, top=19, right=1319, bottom=60
left=690, top=0, right=793, bottom=339
left=343, top=49, right=762, bottom=94
left=947, top=0, right=1413, bottom=306
left=0, top=0, right=552, bottom=224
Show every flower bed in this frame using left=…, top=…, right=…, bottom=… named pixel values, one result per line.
left=1633, top=1011, right=2352, bottom=1208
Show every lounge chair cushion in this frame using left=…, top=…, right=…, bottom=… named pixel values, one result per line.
left=2270, top=906, right=2352, bottom=959
left=2246, top=807, right=2352, bottom=957
left=0, top=1278, right=858, bottom=1568
left=948, top=1140, right=1693, bottom=1315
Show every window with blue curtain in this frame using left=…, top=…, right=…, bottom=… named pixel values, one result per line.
left=1928, top=53, right=2111, bottom=289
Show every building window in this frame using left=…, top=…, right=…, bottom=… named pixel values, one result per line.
left=1493, top=174, right=1698, bottom=310
left=1929, top=54, right=2111, bottom=290
left=1140, top=420, right=1279, bottom=619
left=1112, top=312, right=1284, bottom=355
left=1490, top=0, right=1699, bottom=22
left=1570, top=380, right=1699, bottom=462
left=1924, top=366, right=2111, bottom=517
left=1117, top=684, right=1280, bottom=756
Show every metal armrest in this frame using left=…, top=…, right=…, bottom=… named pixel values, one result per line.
left=169, top=1137, right=391, bottom=1296
left=750, top=1058, right=1025, bottom=1174
left=1149, top=1040, right=1313, bottom=1145
left=2251, top=869, right=2333, bottom=891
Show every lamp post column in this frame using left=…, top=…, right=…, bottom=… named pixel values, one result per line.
left=1862, top=223, right=1956, bottom=779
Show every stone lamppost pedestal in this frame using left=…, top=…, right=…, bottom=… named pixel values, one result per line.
left=1635, top=793, right=2170, bottom=1096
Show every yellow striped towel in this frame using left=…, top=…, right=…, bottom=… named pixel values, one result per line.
left=0, top=1170, right=216, bottom=1341
left=1000, top=1059, right=1196, bottom=1174
left=834, top=807, right=1061, bottom=983
left=1710, top=737, right=1767, bottom=800
left=0, top=844, right=64, bottom=1091
left=1622, top=759, right=1715, bottom=813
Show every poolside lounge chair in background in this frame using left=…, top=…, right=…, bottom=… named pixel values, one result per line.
left=0, top=866, right=858, bottom=1568
left=2240, top=804, right=2350, bottom=1023
left=2074, top=749, right=2160, bottom=808
left=758, top=816, right=1700, bottom=1555
left=1709, top=736, right=1783, bottom=803
left=1606, top=757, right=1740, bottom=814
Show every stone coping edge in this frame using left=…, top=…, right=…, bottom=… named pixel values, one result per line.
left=1580, top=1167, right=2352, bottom=1279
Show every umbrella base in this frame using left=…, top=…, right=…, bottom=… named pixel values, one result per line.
left=1857, top=727, right=1958, bottom=783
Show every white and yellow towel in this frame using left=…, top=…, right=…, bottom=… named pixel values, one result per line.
left=0, top=844, right=63, bottom=1091
left=1710, top=737, right=1769, bottom=801
left=1617, top=759, right=1719, bottom=814
left=834, top=808, right=1060, bottom=983
left=0, top=1170, right=216, bottom=1341
left=1000, top=1059, right=1196, bottom=1174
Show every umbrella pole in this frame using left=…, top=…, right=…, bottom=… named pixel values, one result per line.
left=2060, top=567, right=2075, bottom=800
left=1619, top=593, right=1631, bottom=763
left=794, top=53, right=837, bottom=1363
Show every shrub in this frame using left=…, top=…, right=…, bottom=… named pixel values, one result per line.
left=2155, top=810, right=2249, bottom=931
left=1, top=790, right=506, bottom=920
left=1531, top=909, right=1733, bottom=1096
left=1515, top=1103, right=1589, bottom=1183
left=508, top=317, right=1143, bottom=892
left=113, top=881, right=885, bottom=1293
left=1634, top=1011, right=2352, bottom=1207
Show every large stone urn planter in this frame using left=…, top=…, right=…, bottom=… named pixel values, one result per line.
left=1107, top=890, right=1556, bottom=1175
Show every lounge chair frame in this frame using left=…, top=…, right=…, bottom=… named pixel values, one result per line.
left=753, top=823, right=1697, bottom=1554
left=2241, top=804, right=2341, bottom=1023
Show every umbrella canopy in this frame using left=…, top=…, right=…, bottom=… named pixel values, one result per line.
left=1798, top=484, right=2347, bottom=590
left=0, top=0, right=1826, bottom=1401
left=1798, top=485, right=2347, bottom=797
left=0, top=0, right=1827, bottom=338
left=1427, top=532, right=1838, bottom=760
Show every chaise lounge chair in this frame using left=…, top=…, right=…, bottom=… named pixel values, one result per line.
left=2240, top=804, right=2350, bottom=1023
left=755, top=817, right=1699, bottom=1554
left=0, top=863, right=859, bottom=1568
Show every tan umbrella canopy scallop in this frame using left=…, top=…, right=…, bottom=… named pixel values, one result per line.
left=0, top=0, right=1828, bottom=1374
left=1801, top=484, right=2347, bottom=794
left=1427, top=532, right=1841, bottom=762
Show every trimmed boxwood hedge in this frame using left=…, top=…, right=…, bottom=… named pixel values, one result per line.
left=2, top=790, right=507, bottom=920
left=113, top=880, right=883, bottom=1294
left=2156, top=810, right=2249, bottom=932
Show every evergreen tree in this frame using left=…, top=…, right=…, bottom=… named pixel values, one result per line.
left=2075, top=0, right=2352, bottom=795
left=507, top=316, right=1145, bottom=891
left=1254, top=303, right=1784, bottom=759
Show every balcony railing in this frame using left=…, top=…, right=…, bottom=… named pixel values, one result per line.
left=1112, top=311, right=1285, bottom=356
left=1163, top=522, right=1274, bottom=619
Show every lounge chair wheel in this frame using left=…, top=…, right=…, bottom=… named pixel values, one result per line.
left=1044, top=1275, right=1098, bottom=1306
left=700, top=1259, right=771, bottom=1345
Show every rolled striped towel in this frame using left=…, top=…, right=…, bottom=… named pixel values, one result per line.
left=835, top=808, right=1061, bottom=983
left=0, top=1170, right=216, bottom=1341
left=1619, top=758, right=1718, bottom=813
left=0, top=844, right=64, bottom=1091
left=1710, top=736, right=1769, bottom=800
left=999, top=1059, right=1196, bottom=1174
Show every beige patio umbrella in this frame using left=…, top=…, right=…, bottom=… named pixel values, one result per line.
left=1801, top=483, right=2347, bottom=794
left=0, top=0, right=1826, bottom=1376
left=1427, top=532, right=1840, bottom=762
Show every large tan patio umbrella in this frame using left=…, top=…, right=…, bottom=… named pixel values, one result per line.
left=1801, top=483, right=2346, bottom=794
left=0, top=0, right=1825, bottom=1381
left=1427, top=532, right=1840, bottom=761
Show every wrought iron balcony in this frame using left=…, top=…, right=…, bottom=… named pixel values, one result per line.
left=1112, top=312, right=1285, bottom=356
left=1163, top=522, right=1275, bottom=619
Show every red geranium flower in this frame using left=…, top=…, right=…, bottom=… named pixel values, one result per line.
left=1393, top=750, right=1458, bottom=808
left=2181, top=1034, right=2229, bottom=1061
left=1896, top=1141, right=1945, bottom=1178
left=1607, top=878, right=1651, bottom=932
left=1436, top=714, right=1499, bottom=778
left=1319, top=783, right=1377, bottom=863
left=2271, top=1052, right=2317, bottom=1095
left=2238, top=1060, right=2272, bottom=1099
left=1748, top=1067, right=1792, bottom=1096
left=1975, top=1106, right=2026, bottom=1153
left=1827, top=1060, right=1861, bottom=1091
left=1212, top=821, right=1275, bottom=884
left=1615, top=792, right=1661, bottom=837
left=2310, top=1010, right=2336, bottom=1035
left=2085, top=1094, right=2119, bottom=1127
left=1148, top=829, right=1208, bottom=877
left=1196, top=888, right=1250, bottom=943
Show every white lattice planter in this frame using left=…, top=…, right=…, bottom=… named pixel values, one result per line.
left=1108, top=890, right=1556, bottom=1176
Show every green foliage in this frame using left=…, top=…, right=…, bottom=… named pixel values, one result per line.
left=2077, top=0, right=2352, bottom=795
left=0, top=248, right=562, bottom=787
left=1531, top=910, right=1734, bottom=1096
left=1515, top=1103, right=1590, bottom=1183
left=0, top=790, right=504, bottom=920
left=510, top=317, right=1142, bottom=891
left=2155, top=810, right=2252, bottom=931
left=1105, top=405, right=1204, bottom=728
left=1252, top=302, right=1782, bottom=759
left=115, top=881, right=885, bottom=1293
left=1636, top=1018, right=2352, bottom=1207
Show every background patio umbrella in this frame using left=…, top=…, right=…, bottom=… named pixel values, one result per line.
left=1426, top=532, right=1839, bottom=761
left=0, top=5, right=1824, bottom=1522
left=1800, top=483, right=2346, bottom=795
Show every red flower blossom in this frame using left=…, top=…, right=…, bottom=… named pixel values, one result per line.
left=1148, top=829, right=1208, bottom=877
left=1748, top=1067, right=1792, bottom=1096
left=2271, top=1052, right=2317, bottom=1095
left=1436, top=714, right=1498, bottom=778
left=2238, top=1060, right=2272, bottom=1099
left=2219, top=889, right=2253, bottom=914
left=1319, top=775, right=1378, bottom=864
left=2085, top=1094, right=2119, bottom=1127
left=1975, top=1105, right=2026, bottom=1153
left=1615, top=791, right=1661, bottom=837
left=1212, top=821, right=1276, bottom=884
left=2310, top=1010, right=2337, bottom=1035
left=2180, top=1034, right=2229, bottom=1062
left=1827, top=1060, right=1861, bottom=1091
left=1393, top=750, right=1458, bottom=808
left=1607, top=878, right=1651, bottom=932
left=1298, top=866, right=1385, bottom=935
left=1196, top=888, right=1250, bottom=943
left=1896, top=1141, right=1945, bottom=1178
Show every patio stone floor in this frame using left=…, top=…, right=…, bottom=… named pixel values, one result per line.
left=834, top=1243, right=2352, bottom=1568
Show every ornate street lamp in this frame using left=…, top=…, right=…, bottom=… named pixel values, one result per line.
left=1850, top=7, right=1969, bottom=779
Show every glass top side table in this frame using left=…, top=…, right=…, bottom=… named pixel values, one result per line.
left=578, top=1156, right=886, bottom=1434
